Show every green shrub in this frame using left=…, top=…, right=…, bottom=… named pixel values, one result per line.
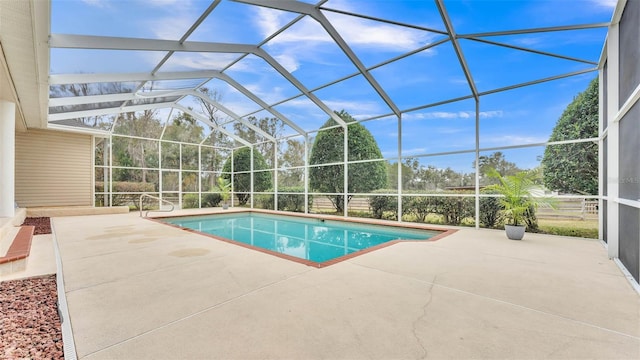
left=221, top=147, right=272, bottom=205
left=95, top=181, right=155, bottom=209
left=202, top=193, right=222, bottom=207
left=256, top=194, right=274, bottom=210
left=369, top=190, right=397, bottom=220
left=523, top=205, right=540, bottom=232
left=538, top=226, right=598, bottom=239
left=479, top=190, right=502, bottom=228
left=182, top=194, right=199, bottom=209
left=257, top=187, right=313, bottom=212
left=278, top=187, right=312, bottom=212
left=434, top=193, right=474, bottom=226
left=404, top=195, right=438, bottom=223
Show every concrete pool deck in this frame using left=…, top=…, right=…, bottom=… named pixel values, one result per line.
left=49, top=211, right=639, bottom=359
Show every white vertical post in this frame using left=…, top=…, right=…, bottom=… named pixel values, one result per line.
left=198, top=144, right=202, bottom=208
left=475, top=100, right=480, bottom=229
left=109, top=135, right=113, bottom=207
left=230, top=148, right=235, bottom=207
left=397, top=114, right=402, bottom=222
left=343, top=124, right=348, bottom=217
left=158, top=140, right=163, bottom=205
left=250, top=146, right=255, bottom=209
left=179, top=144, right=183, bottom=209
left=606, top=23, right=619, bottom=260
left=102, top=139, right=108, bottom=206
left=304, top=135, right=309, bottom=214
left=91, top=136, right=96, bottom=207
left=598, top=67, right=605, bottom=241
left=274, top=140, right=278, bottom=211
left=0, top=101, right=16, bottom=218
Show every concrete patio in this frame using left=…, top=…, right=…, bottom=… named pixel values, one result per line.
left=48, top=211, right=639, bottom=359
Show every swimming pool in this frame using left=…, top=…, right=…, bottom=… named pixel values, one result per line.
left=160, top=212, right=446, bottom=266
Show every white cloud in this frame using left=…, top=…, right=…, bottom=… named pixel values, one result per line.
left=482, top=134, right=548, bottom=147
left=273, top=54, right=301, bottom=73
left=402, top=147, right=428, bottom=155
left=403, top=110, right=503, bottom=121
left=256, top=7, right=292, bottom=39
left=590, top=0, right=617, bottom=8
left=81, top=0, right=110, bottom=9
left=253, top=5, right=435, bottom=77
left=147, top=0, right=187, bottom=6
left=261, top=12, right=434, bottom=52
left=332, top=16, right=434, bottom=52
left=149, top=14, right=194, bottom=40
left=434, top=126, right=465, bottom=134
left=323, top=100, right=383, bottom=115
left=144, top=0, right=197, bottom=40
left=161, top=53, right=239, bottom=71
left=513, top=36, right=543, bottom=47
left=479, top=110, right=504, bottom=119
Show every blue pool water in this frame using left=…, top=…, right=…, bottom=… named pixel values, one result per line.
left=162, top=212, right=439, bottom=264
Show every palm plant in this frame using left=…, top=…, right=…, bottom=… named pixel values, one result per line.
left=485, top=169, right=551, bottom=227
left=217, top=176, right=231, bottom=205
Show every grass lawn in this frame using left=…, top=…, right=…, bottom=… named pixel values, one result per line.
left=537, top=218, right=599, bottom=239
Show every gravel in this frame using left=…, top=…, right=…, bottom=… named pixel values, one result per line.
left=0, top=218, right=63, bottom=358
left=21, top=217, right=52, bottom=235
left=0, top=275, right=64, bottom=359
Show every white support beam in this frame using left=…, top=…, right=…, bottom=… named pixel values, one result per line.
left=49, top=70, right=222, bottom=85
left=458, top=22, right=610, bottom=38
left=47, top=101, right=176, bottom=121
left=50, top=34, right=258, bottom=54
left=49, top=92, right=138, bottom=106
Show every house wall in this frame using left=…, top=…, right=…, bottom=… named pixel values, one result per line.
left=15, top=129, right=93, bottom=207
left=602, top=0, right=640, bottom=285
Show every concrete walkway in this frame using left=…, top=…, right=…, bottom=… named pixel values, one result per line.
left=51, top=212, right=639, bottom=359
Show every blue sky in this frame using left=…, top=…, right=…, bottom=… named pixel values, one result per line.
left=50, top=0, right=615, bottom=172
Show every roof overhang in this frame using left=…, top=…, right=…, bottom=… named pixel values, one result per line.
left=0, top=0, right=50, bottom=130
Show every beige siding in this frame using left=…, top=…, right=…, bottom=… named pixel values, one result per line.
left=15, top=129, right=92, bottom=207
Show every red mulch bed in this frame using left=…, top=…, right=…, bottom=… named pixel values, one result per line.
left=21, top=217, right=52, bottom=235
left=0, top=274, right=64, bottom=359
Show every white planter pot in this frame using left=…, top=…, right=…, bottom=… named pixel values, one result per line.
left=505, top=224, right=526, bottom=240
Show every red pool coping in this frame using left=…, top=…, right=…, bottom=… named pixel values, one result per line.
left=0, top=226, right=35, bottom=264
left=148, top=209, right=457, bottom=268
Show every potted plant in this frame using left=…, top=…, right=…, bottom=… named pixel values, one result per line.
left=485, top=169, right=552, bottom=240
left=217, top=177, right=231, bottom=210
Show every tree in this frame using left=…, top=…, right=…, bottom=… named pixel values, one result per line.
left=541, top=78, right=598, bottom=195
left=111, top=110, right=163, bottom=184
left=193, top=88, right=235, bottom=189
left=221, top=147, right=272, bottom=205
left=278, top=138, right=307, bottom=187
left=309, top=110, right=387, bottom=212
left=234, top=116, right=283, bottom=169
left=387, top=161, right=414, bottom=190
left=475, top=152, right=520, bottom=185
